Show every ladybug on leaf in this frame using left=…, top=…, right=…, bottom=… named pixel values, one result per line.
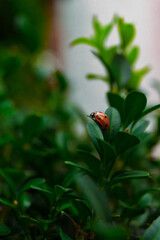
left=90, top=112, right=110, bottom=131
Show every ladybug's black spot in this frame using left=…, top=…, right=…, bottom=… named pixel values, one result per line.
left=105, top=124, right=108, bottom=127
left=105, top=116, right=107, bottom=118
left=98, top=117, right=101, bottom=120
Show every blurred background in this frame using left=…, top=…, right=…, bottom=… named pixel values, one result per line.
left=0, top=0, right=160, bottom=116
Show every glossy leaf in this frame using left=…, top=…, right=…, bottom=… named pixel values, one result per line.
left=132, top=104, right=160, bottom=129
left=65, top=161, right=95, bottom=177
left=132, top=119, right=149, bottom=136
left=114, top=132, right=140, bottom=155
left=87, top=122, right=103, bottom=155
left=135, top=188, right=160, bottom=202
left=137, top=193, right=152, bottom=210
left=110, top=171, right=150, bottom=186
left=77, top=150, right=101, bottom=177
left=97, top=138, right=116, bottom=168
left=104, top=107, right=121, bottom=142
left=0, top=224, right=11, bottom=236
left=30, top=185, right=53, bottom=196
left=142, top=216, right=160, bottom=240
left=54, top=185, right=72, bottom=200
left=102, top=46, right=118, bottom=65
left=19, top=178, right=46, bottom=196
left=111, top=54, right=131, bottom=89
left=126, top=46, right=139, bottom=65
left=107, top=92, right=125, bottom=122
left=124, top=91, right=147, bottom=128
left=77, top=175, right=111, bottom=222
left=118, top=18, right=136, bottom=48
left=19, top=193, right=32, bottom=210
left=0, top=198, right=15, bottom=208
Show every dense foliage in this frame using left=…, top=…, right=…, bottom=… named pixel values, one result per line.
left=0, top=2, right=160, bottom=240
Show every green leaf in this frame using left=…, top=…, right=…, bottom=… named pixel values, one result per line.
left=86, top=73, right=107, bottom=82
left=87, top=122, right=103, bottom=155
left=94, top=221, right=126, bottom=240
left=77, top=150, right=101, bottom=177
left=70, top=37, right=96, bottom=48
left=19, top=193, right=32, bottom=210
left=111, top=54, right=131, bottom=89
left=132, top=104, right=160, bottom=129
left=137, top=193, right=152, bottom=210
left=92, top=16, right=102, bottom=35
left=142, top=216, right=160, bottom=240
left=59, top=228, right=72, bottom=240
left=135, top=188, right=160, bottom=202
left=22, top=115, right=44, bottom=141
left=92, top=16, right=114, bottom=47
left=65, top=161, right=95, bottom=177
left=0, top=224, right=11, bottom=236
left=19, top=178, right=46, bottom=196
left=126, top=46, right=139, bottom=65
left=0, top=169, right=16, bottom=194
left=76, top=175, right=111, bottom=222
left=97, top=138, right=116, bottom=167
left=0, top=198, right=14, bottom=208
left=114, top=132, right=140, bottom=155
left=118, top=18, right=136, bottom=48
left=107, top=92, right=125, bottom=122
left=104, top=107, right=121, bottom=142
left=54, top=185, right=72, bottom=200
left=132, top=119, right=149, bottom=136
left=127, top=66, right=150, bottom=89
left=110, top=171, right=150, bottom=186
left=101, top=46, right=118, bottom=66
left=102, top=23, right=114, bottom=43
left=124, top=91, right=147, bottom=128
left=20, top=216, right=39, bottom=226
left=30, top=185, right=53, bottom=195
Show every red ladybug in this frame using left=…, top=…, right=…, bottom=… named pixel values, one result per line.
left=90, top=112, right=110, bottom=131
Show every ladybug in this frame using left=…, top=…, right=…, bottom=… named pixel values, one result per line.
left=90, top=112, right=110, bottom=131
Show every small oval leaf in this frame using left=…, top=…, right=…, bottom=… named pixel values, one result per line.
left=97, top=138, right=116, bottom=166
left=77, top=150, right=101, bottom=177
left=104, top=107, right=121, bottom=142
left=111, top=54, right=131, bottom=89
left=124, top=91, right=147, bottom=128
left=114, top=132, right=140, bottom=155
left=142, top=216, right=160, bottom=240
left=107, top=92, right=125, bottom=123
left=87, top=122, right=103, bottom=155
left=110, top=171, right=150, bottom=186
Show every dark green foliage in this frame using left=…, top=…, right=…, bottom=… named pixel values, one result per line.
left=104, top=107, right=121, bottom=142
left=0, top=6, right=160, bottom=240
left=142, top=216, right=160, bottom=240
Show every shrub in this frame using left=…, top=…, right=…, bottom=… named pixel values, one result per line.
left=0, top=7, right=160, bottom=240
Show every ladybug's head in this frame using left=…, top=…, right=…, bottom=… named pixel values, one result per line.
left=90, top=112, right=95, bottom=118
